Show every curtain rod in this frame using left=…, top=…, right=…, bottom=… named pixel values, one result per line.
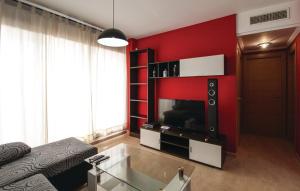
left=17, top=0, right=104, bottom=32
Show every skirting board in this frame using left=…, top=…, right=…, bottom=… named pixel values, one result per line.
left=90, top=130, right=127, bottom=145
left=226, top=151, right=237, bottom=156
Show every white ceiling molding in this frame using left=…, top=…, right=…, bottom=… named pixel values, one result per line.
left=19, top=0, right=104, bottom=31
left=288, top=27, right=300, bottom=45
left=29, top=0, right=294, bottom=39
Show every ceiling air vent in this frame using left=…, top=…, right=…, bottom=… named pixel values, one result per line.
left=250, top=9, right=289, bottom=25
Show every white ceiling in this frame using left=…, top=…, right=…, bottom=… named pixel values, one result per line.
left=28, top=0, right=295, bottom=39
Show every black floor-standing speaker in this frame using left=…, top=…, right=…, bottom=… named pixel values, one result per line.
left=208, top=79, right=218, bottom=138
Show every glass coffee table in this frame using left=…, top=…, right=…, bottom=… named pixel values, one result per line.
left=86, top=143, right=194, bottom=191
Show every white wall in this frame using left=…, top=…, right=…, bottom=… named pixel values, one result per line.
left=237, top=0, right=300, bottom=36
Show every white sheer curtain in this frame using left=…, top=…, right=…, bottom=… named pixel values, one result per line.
left=90, top=46, right=127, bottom=137
left=0, top=1, right=47, bottom=146
left=0, top=0, right=126, bottom=146
left=46, top=17, right=94, bottom=142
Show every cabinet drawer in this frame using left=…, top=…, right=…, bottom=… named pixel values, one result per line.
left=189, top=140, right=222, bottom=168
left=140, top=129, right=160, bottom=150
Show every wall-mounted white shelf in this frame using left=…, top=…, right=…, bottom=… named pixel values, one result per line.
left=179, top=54, right=224, bottom=77
left=149, top=54, right=225, bottom=78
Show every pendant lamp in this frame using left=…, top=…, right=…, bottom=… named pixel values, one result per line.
left=97, top=0, right=128, bottom=47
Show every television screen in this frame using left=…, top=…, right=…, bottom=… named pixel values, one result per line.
left=159, top=99, right=205, bottom=132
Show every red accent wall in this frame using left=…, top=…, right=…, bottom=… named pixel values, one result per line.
left=128, top=15, right=237, bottom=152
left=296, top=34, right=300, bottom=156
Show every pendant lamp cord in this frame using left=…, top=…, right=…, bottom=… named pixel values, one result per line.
left=113, top=0, right=115, bottom=29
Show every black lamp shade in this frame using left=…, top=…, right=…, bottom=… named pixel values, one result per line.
left=97, top=28, right=128, bottom=47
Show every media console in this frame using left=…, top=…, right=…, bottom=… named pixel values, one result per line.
left=140, top=127, right=225, bottom=168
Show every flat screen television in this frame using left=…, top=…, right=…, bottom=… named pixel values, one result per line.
left=159, top=99, right=205, bottom=133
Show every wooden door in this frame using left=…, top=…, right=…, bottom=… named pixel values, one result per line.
left=242, top=51, right=286, bottom=136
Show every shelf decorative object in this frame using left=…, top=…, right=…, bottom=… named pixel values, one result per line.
left=163, top=69, right=168, bottom=77
left=153, top=69, right=156, bottom=77
left=173, top=65, right=177, bottom=77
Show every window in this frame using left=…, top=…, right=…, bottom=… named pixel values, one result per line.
left=0, top=1, right=127, bottom=146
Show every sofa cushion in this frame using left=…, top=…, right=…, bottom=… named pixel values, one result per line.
left=0, top=174, right=57, bottom=191
left=0, top=142, right=31, bottom=166
left=0, top=137, right=97, bottom=187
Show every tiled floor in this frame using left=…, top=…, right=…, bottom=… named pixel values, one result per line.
left=82, top=133, right=300, bottom=191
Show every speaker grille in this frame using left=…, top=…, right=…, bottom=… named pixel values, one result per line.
left=208, top=79, right=218, bottom=138
left=250, top=9, right=289, bottom=25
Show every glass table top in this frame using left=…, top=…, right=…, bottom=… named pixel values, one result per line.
left=87, top=143, right=195, bottom=191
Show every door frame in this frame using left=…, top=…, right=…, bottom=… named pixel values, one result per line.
left=287, top=43, right=297, bottom=144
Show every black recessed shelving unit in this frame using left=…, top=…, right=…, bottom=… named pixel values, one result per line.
left=130, top=99, right=148, bottom=103
left=130, top=115, right=148, bottom=120
left=130, top=83, right=148, bottom=86
left=149, top=61, right=180, bottom=79
left=129, top=48, right=155, bottom=137
left=130, top=65, right=148, bottom=69
left=160, top=132, right=189, bottom=158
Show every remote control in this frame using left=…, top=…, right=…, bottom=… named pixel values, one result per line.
left=95, top=156, right=110, bottom=165
left=89, top=155, right=105, bottom=163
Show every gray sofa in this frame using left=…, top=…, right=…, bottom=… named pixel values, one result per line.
left=0, top=174, right=57, bottom=191
left=0, top=137, right=98, bottom=191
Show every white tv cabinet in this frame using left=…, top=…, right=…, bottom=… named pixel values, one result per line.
left=140, top=127, right=224, bottom=169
